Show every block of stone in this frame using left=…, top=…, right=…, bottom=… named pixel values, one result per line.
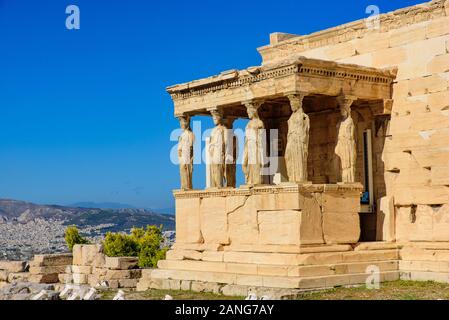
left=322, top=212, right=361, bottom=244
left=72, top=245, right=83, bottom=266
left=29, top=265, right=67, bottom=275
left=92, top=267, right=107, bottom=277
left=7, top=272, right=30, bottom=283
left=87, top=274, right=99, bottom=287
left=107, top=280, right=119, bottom=289
left=0, top=261, right=27, bottom=273
left=72, top=244, right=104, bottom=267
left=0, top=270, right=9, bottom=282
left=58, top=273, right=73, bottom=284
left=72, top=273, right=88, bottom=285
left=118, top=279, right=139, bottom=288
left=29, top=274, right=60, bottom=284
left=104, top=269, right=142, bottom=280
left=105, top=257, right=139, bottom=270
left=71, top=265, right=92, bottom=274
left=31, top=253, right=73, bottom=267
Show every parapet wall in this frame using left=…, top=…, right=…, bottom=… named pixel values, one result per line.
left=174, top=184, right=363, bottom=248
left=260, top=0, right=449, bottom=242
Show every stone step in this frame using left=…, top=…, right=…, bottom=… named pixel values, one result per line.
left=400, top=260, right=449, bottom=273
left=400, top=270, right=449, bottom=283
left=30, top=253, right=73, bottom=267
left=157, top=259, right=399, bottom=278
left=222, top=244, right=353, bottom=254
left=400, top=247, right=449, bottom=261
left=400, top=242, right=449, bottom=250
left=354, top=242, right=401, bottom=251
left=167, top=249, right=399, bottom=266
left=146, top=268, right=399, bottom=289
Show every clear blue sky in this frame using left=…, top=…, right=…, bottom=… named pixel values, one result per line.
left=0, top=0, right=422, bottom=209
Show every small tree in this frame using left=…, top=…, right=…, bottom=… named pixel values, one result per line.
left=132, top=225, right=168, bottom=268
left=102, top=225, right=167, bottom=268
left=102, top=232, right=138, bottom=257
left=64, top=225, right=89, bottom=251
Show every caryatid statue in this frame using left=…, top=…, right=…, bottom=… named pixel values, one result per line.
left=242, top=101, right=265, bottom=185
left=224, top=117, right=237, bottom=188
left=208, top=109, right=226, bottom=188
left=177, top=115, right=195, bottom=190
left=335, top=95, right=357, bottom=183
left=285, top=93, right=310, bottom=183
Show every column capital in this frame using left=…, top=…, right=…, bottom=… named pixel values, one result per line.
left=336, top=94, right=357, bottom=111
left=176, top=113, right=190, bottom=121
left=207, top=106, right=222, bottom=112
left=207, top=107, right=224, bottom=118
left=285, top=91, right=308, bottom=99
left=242, top=99, right=264, bottom=110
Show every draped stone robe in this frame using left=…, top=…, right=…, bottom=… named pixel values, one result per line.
left=243, top=119, right=265, bottom=185
left=209, top=124, right=226, bottom=188
left=335, top=115, right=356, bottom=183
left=285, top=109, right=310, bottom=182
left=178, top=129, right=195, bottom=189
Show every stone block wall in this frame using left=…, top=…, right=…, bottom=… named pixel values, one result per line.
left=0, top=261, right=28, bottom=289
left=258, top=0, right=449, bottom=241
left=29, top=253, right=73, bottom=284
left=60, top=244, right=142, bottom=289
left=175, top=185, right=362, bottom=248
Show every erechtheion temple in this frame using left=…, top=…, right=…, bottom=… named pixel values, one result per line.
left=138, top=0, right=449, bottom=296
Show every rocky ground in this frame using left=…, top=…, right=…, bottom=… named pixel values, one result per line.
left=0, top=219, right=176, bottom=261
left=0, top=283, right=60, bottom=300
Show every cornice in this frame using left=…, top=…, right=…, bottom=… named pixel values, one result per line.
left=167, top=57, right=396, bottom=101
left=257, top=0, right=448, bottom=56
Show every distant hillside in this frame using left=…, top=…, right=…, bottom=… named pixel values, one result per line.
left=70, top=202, right=136, bottom=209
left=151, top=207, right=175, bottom=215
left=0, top=199, right=175, bottom=231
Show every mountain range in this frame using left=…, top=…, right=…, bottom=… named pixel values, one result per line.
left=0, top=199, right=175, bottom=232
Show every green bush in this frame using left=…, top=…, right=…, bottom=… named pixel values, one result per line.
left=102, top=225, right=167, bottom=268
left=102, top=232, right=138, bottom=257
left=64, top=225, right=89, bottom=251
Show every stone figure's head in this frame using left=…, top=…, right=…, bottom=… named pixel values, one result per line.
left=211, top=109, right=223, bottom=126
left=340, top=104, right=351, bottom=119
left=337, top=96, right=355, bottom=120
left=178, top=115, right=190, bottom=130
left=246, top=103, right=261, bottom=120
left=288, top=94, right=304, bottom=113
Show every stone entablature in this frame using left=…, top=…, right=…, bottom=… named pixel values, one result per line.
left=258, top=0, right=449, bottom=64
left=167, top=57, right=396, bottom=116
left=173, top=183, right=363, bottom=199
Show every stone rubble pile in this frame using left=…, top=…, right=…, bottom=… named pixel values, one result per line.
left=60, top=244, right=142, bottom=289
left=0, top=282, right=59, bottom=300
left=29, top=253, right=73, bottom=284
left=0, top=260, right=29, bottom=289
